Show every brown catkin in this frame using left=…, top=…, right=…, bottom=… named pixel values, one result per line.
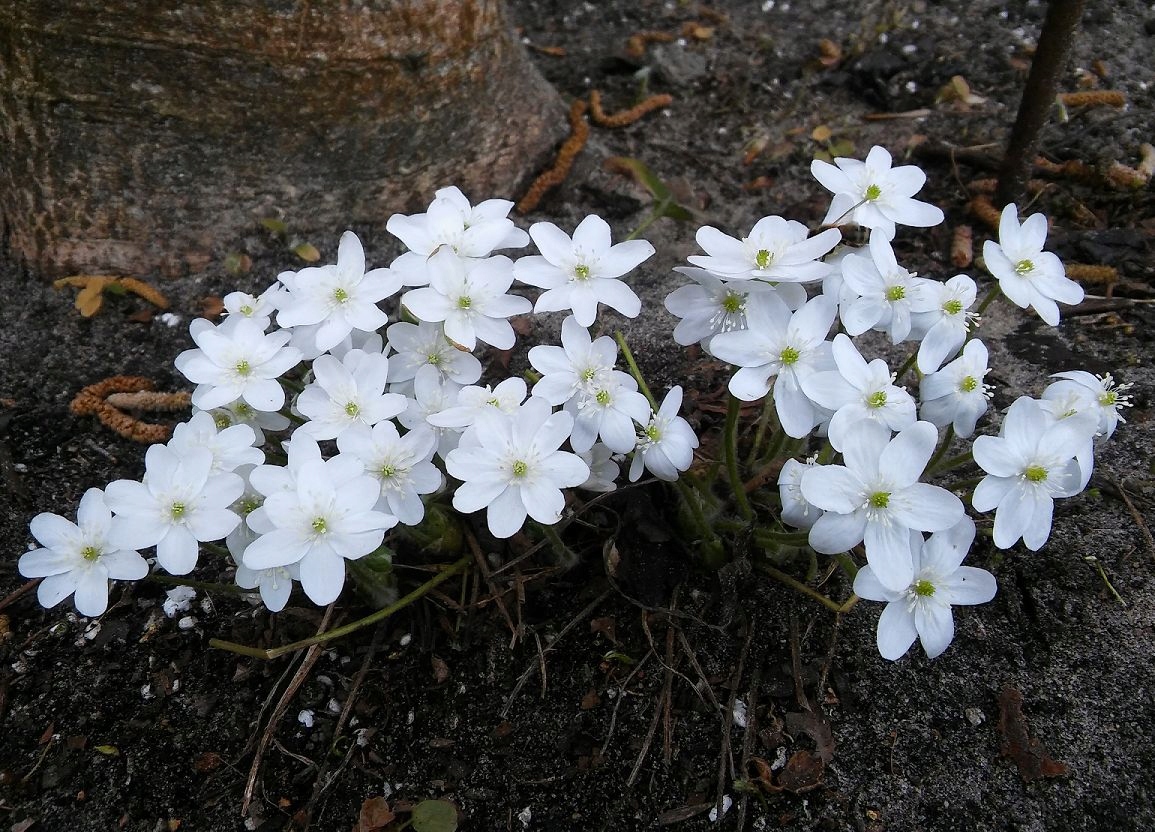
left=1065, top=264, right=1118, bottom=285
left=589, top=90, right=674, bottom=128
left=70, top=376, right=187, bottom=444
left=116, top=276, right=170, bottom=309
left=516, top=100, right=590, bottom=214
left=1057, top=90, right=1126, bottom=108
left=951, top=225, right=974, bottom=268
left=967, top=195, right=1002, bottom=231
left=625, top=30, right=675, bottom=59
left=106, top=390, right=192, bottom=411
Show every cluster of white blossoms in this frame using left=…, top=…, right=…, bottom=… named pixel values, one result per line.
left=20, top=155, right=1131, bottom=663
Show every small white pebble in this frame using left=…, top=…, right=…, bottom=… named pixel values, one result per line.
left=177, top=615, right=197, bottom=630
left=399, top=633, right=413, bottom=647
left=158, top=312, right=181, bottom=328
left=965, top=707, right=986, bottom=726
left=517, top=807, right=532, bottom=828
left=141, top=684, right=154, bottom=700
left=902, top=43, right=917, bottom=55
left=163, top=586, right=196, bottom=618
left=298, top=710, right=314, bottom=728
left=761, top=0, right=774, bottom=10
left=327, top=698, right=341, bottom=714
left=708, top=796, right=733, bottom=822
left=732, top=699, right=748, bottom=729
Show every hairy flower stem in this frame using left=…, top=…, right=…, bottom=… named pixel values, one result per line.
left=926, top=425, right=956, bottom=473
left=613, top=331, right=658, bottom=410
left=145, top=573, right=246, bottom=595
left=928, top=449, right=975, bottom=477
left=746, top=399, right=776, bottom=467
left=834, top=553, right=860, bottom=581
left=209, top=554, right=472, bottom=659
left=725, top=394, right=754, bottom=520
left=974, top=283, right=1002, bottom=318
left=757, top=562, right=859, bottom=614
left=894, top=350, right=919, bottom=384
left=542, top=523, right=579, bottom=569
left=755, top=529, right=811, bottom=546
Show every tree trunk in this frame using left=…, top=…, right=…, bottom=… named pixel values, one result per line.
left=0, top=0, right=566, bottom=278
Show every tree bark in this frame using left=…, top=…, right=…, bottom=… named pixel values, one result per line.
left=0, top=0, right=566, bottom=278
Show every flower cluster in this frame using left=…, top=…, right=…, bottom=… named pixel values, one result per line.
left=20, top=152, right=1129, bottom=664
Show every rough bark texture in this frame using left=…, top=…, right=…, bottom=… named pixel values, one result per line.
left=0, top=0, right=566, bottom=277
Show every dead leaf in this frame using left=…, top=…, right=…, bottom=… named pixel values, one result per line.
left=776, top=751, right=825, bottom=793
left=199, top=296, right=225, bottom=319
left=742, top=176, right=775, bottom=191
left=529, top=44, right=566, bottom=56
left=816, top=38, right=842, bottom=68
left=38, top=723, right=55, bottom=745
left=431, top=656, right=450, bottom=684
left=811, top=124, right=832, bottom=143
left=785, top=710, right=835, bottom=762
left=356, top=796, right=396, bottom=831
left=580, top=689, right=602, bottom=710
left=292, top=242, right=321, bottom=262
left=193, top=752, right=222, bottom=773
left=11, top=819, right=35, bottom=832
left=998, top=687, right=1069, bottom=781
left=223, top=252, right=252, bottom=276
left=589, top=616, right=618, bottom=644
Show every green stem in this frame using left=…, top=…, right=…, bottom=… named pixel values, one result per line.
left=755, top=529, right=811, bottom=546
left=614, top=331, right=658, bottom=410
left=974, top=283, right=1002, bottom=318
left=834, top=553, right=859, bottom=581
left=894, top=350, right=919, bottom=384
left=626, top=203, right=665, bottom=241
left=746, top=399, right=775, bottom=467
left=209, top=555, right=471, bottom=659
left=757, top=563, right=857, bottom=614
left=929, top=449, right=975, bottom=477
left=145, top=573, right=246, bottom=595
left=926, top=425, right=956, bottom=473
left=725, top=394, right=753, bottom=520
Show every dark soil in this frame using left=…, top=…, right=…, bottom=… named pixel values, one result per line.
left=3, top=2, right=1155, bottom=831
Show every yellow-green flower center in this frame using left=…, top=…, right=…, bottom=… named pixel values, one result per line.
left=1014, top=259, right=1034, bottom=275
left=755, top=249, right=772, bottom=269
left=239, top=497, right=261, bottom=516
left=1099, top=391, right=1117, bottom=407
left=1024, top=465, right=1048, bottom=483
left=865, top=183, right=882, bottom=201
left=780, top=346, right=801, bottom=366
left=960, top=376, right=978, bottom=393
left=885, top=285, right=906, bottom=302
left=170, top=502, right=187, bottom=520
left=234, top=360, right=252, bottom=377
left=574, top=264, right=591, bottom=280
left=427, top=352, right=443, bottom=366
left=311, top=517, right=328, bottom=533
left=868, top=491, right=891, bottom=509
left=867, top=391, right=887, bottom=409
left=645, top=424, right=661, bottom=442
left=240, top=304, right=254, bottom=316
left=913, top=579, right=936, bottom=597
left=721, top=292, right=744, bottom=314
left=333, top=287, right=350, bottom=303
left=235, top=402, right=254, bottom=418
left=344, top=402, right=360, bottom=417
left=213, top=413, right=233, bottom=430
left=943, top=299, right=964, bottom=315
left=511, top=460, right=528, bottom=478
left=457, top=296, right=472, bottom=309
left=380, top=464, right=396, bottom=479
left=80, top=545, right=101, bottom=562
left=596, top=389, right=611, bottom=405
left=581, top=368, right=597, bottom=382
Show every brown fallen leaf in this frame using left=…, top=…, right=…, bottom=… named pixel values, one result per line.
left=580, top=688, right=601, bottom=710
left=431, top=655, right=450, bottom=684
left=355, top=796, right=396, bottom=832
left=998, top=686, right=1070, bottom=781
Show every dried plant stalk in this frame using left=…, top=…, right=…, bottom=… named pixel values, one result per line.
left=589, top=90, right=674, bottom=128
left=516, top=99, right=590, bottom=214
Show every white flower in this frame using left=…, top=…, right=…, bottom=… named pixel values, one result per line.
left=801, top=334, right=917, bottom=451
left=244, top=456, right=394, bottom=605
left=801, top=420, right=965, bottom=591
left=19, top=488, right=148, bottom=617
left=445, top=397, right=590, bottom=538
left=913, top=274, right=978, bottom=372
left=778, top=457, right=822, bottom=530
left=385, top=320, right=483, bottom=388
left=686, top=216, right=841, bottom=282
left=919, top=339, right=993, bottom=438
left=105, top=445, right=243, bottom=575
left=296, top=350, right=407, bottom=441
left=854, top=517, right=996, bottom=660
left=664, top=267, right=793, bottom=348
left=401, top=251, right=531, bottom=350
left=577, top=443, right=620, bottom=492
left=1043, top=371, right=1131, bottom=438
left=199, top=400, right=289, bottom=446
left=336, top=421, right=442, bottom=525
left=566, top=376, right=652, bottom=454
left=168, top=411, right=264, bottom=474
left=222, top=284, right=281, bottom=330
left=708, top=294, right=837, bottom=438
left=972, top=396, right=1098, bottom=550
left=528, top=315, right=631, bottom=406
left=399, top=365, right=465, bottom=460
left=811, top=145, right=945, bottom=240
left=629, top=386, right=699, bottom=482
left=174, top=317, right=301, bottom=412
left=838, top=233, right=935, bottom=343
left=427, top=377, right=528, bottom=431
left=276, top=230, right=401, bottom=354
left=235, top=561, right=299, bottom=613
left=224, top=465, right=264, bottom=563
left=982, top=204, right=1083, bottom=326
left=514, top=215, right=654, bottom=326
left=387, top=187, right=529, bottom=286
